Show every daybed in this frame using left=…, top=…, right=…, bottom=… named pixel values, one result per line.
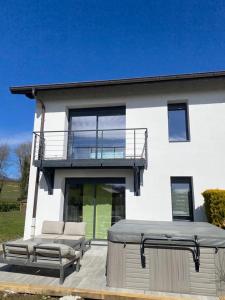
left=106, top=219, right=225, bottom=296
left=0, top=220, right=90, bottom=284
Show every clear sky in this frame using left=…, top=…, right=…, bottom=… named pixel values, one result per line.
left=1, top=0, right=225, bottom=177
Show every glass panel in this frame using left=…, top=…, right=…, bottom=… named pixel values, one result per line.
left=64, top=184, right=83, bottom=222
left=83, top=184, right=95, bottom=239
left=95, top=184, right=112, bottom=239
left=98, top=115, right=125, bottom=159
left=111, top=183, right=126, bottom=225
left=95, top=182, right=125, bottom=239
left=69, top=107, right=126, bottom=159
left=64, top=183, right=94, bottom=239
left=70, top=116, right=97, bottom=159
left=171, top=179, right=191, bottom=218
left=168, top=104, right=188, bottom=141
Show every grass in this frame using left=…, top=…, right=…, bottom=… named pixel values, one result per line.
left=0, top=180, right=20, bottom=203
left=0, top=293, right=58, bottom=299
left=0, top=211, right=25, bottom=243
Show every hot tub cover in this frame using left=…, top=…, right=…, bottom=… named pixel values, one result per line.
left=108, top=220, right=225, bottom=248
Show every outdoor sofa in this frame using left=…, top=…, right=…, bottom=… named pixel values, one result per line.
left=0, top=220, right=91, bottom=284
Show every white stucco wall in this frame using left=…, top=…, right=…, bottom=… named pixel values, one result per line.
left=24, top=78, right=225, bottom=239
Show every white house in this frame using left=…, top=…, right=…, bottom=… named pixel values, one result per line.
left=11, top=71, right=225, bottom=240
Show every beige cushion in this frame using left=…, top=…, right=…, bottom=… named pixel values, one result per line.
left=41, top=221, right=64, bottom=235
left=64, top=222, right=86, bottom=236
left=35, top=243, right=81, bottom=259
left=56, top=235, right=84, bottom=241
left=5, top=239, right=36, bottom=255
left=35, top=234, right=61, bottom=240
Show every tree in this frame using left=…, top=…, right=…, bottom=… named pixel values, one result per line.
left=0, top=144, right=10, bottom=194
left=15, top=142, right=32, bottom=176
left=15, top=142, right=32, bottom=200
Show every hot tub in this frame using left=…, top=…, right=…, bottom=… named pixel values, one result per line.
left=106, top=220, right=225, bottom=296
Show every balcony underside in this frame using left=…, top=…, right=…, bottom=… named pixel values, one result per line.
left=34, top=158, right=146, bottom=169
left=34, top=159, right=144, bottom=197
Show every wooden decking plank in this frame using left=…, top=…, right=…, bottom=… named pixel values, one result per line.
left=0, top=281, right=196, bottom=300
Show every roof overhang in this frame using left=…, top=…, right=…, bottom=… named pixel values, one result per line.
left=10, top=70, right=225, bottom=99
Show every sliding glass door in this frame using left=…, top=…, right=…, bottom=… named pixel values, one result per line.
left=64, top=178, right=125, bottom=239
left=69, top=106, right=126, bottom=159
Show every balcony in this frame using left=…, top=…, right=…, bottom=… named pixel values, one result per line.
left=33, top=128, right=148, bottom=195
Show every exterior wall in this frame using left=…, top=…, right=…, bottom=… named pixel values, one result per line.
left=24, top=78, right=225, bottom=239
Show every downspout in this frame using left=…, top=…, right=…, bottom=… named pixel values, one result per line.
left=31, top=88, right=46, bottom=237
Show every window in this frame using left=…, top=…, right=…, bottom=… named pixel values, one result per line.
left=170, top=177, right=194, bottom=221
left=69, top=106, right=126, bottom=159
left=168, top=103, right=189, bottom=142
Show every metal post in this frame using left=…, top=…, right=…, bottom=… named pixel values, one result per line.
left=101, top=130, right=103, bottom=159
left=134, top=129, right=136, bottom=160
left=33, top=133, right=37, bottom=162
left=144, top=129, right=148, bottom=168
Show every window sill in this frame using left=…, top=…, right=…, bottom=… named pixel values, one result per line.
left=169, top=140, right=190, bottom=143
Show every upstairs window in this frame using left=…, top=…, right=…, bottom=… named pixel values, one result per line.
left=168, top=103, right=190, bottom=142
left=69, top=106, right=126, bottom=159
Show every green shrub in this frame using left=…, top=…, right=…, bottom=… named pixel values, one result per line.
left=0, top=202, right=19, bottom=212
left=202, top=189, right=225, bottom=227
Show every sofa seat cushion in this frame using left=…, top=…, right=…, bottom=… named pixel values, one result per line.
left=56, top=235, right=84, bottom=241
left=34, top=243, right=81, bottom=259
left=35, top=234, right=61, bottom=240
left=41, top=221, right=64, bottom=235
left=5, top=239, right=36, bottom=255
left=64, top=222, right=86, bottom=236
left=35, top=252, right=81, bottom=265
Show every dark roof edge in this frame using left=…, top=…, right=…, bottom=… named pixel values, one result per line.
left=10, top=70, right=225, bottom=99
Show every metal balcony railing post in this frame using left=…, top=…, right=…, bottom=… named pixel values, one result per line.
left=33, top=133, right=37, bottom=162
left=101, top=130, right=103, bottom=159
left=145, top=129, right=148, bottom=166
left=38, top=133, right=44, bottom=161
left=67, top=131, right=73, bottom=160
left=134, top=129, right=136, bottom=160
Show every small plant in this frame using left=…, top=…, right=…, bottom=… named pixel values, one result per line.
left=202, top=189, right=225, bottom=227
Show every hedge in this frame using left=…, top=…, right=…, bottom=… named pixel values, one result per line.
left=0, top=202, right=19, bottom=212
left=202, top=189, right=225, bottom=227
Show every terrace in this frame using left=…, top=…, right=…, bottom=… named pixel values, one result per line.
left=0, top=245, right=211, bottom=300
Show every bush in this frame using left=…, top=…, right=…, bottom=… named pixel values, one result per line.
left=0, top=202, right=19, bottom=212
left=202, top=189, right=225, bottom=227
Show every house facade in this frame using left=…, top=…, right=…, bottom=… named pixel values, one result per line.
left=11, top=71, right=225, bottom=240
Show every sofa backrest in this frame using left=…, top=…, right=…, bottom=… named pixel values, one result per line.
left=42, top=220, right=64, bottom=235
left=64, top=222, right=86, bottom=236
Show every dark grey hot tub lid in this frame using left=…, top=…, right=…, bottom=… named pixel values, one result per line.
left=108, top=219, right=225, bottom=248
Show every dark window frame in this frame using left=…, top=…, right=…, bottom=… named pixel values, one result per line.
left=69, top=106, right=126, bottom=119
left=167, top=103, right=190, bottom=142
left=63, top=177, right=126, bottom=240
left=68, top=106, right=126, bottom=159
left=170, top=176, right=194, bottom=221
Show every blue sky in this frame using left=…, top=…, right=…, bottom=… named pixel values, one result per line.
left=1, top=0, right=225, bottom=177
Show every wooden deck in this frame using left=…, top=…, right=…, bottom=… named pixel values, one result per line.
left=0, top=245, right=219, bottom=300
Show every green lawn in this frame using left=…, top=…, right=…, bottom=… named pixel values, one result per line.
left=0, top=211, right=25, bottom=243
left=0, top=292, right=58, bottom=299
left=0, top=180, right=20, bottom=202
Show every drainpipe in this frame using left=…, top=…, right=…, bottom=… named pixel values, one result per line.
left=31, top=88, right=46, bottom=237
